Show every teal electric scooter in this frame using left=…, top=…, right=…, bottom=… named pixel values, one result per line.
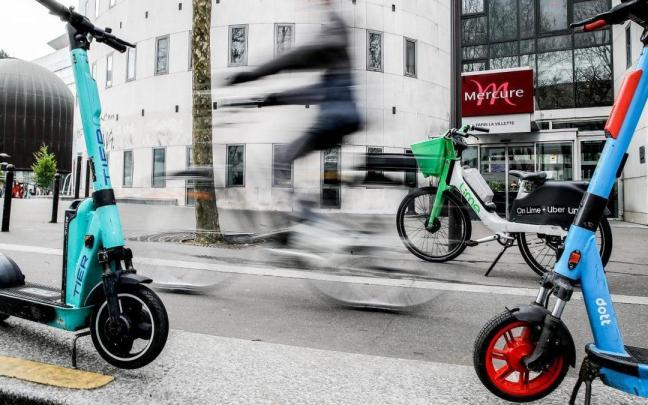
left=0, top=0, right=168, bottom=369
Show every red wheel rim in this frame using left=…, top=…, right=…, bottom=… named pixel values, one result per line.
left=484, top=321, right=564, bottom=398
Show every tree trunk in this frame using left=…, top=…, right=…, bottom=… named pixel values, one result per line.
left=192, top=0, right=221, bottom=243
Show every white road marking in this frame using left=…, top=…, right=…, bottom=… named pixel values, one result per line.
left=2, top=242, right=648, bottom=306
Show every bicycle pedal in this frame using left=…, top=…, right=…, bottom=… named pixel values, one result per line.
left=465, top=240, right=479, bottom=247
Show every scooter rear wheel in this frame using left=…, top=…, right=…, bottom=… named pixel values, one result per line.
left=473, top=311, right=568, bottom=402
left=90, top=284, right=168, bottom=369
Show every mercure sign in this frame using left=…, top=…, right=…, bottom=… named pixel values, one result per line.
left=462, top=68, right=534, bottom=117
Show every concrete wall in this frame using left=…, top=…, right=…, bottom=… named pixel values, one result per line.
left=73, top=0, right=450, bottom=212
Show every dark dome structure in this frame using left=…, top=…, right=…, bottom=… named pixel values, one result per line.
left=0, top=58, right=73, bottom=171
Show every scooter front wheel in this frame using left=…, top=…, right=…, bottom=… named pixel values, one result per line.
left=473, top=311, right=568, bottom=402
left=90, top=284, right=169, bottom=369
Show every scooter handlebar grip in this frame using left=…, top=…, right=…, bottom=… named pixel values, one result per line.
left=583, top=19, right=608, bottom=32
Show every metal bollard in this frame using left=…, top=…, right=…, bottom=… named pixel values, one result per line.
left=84, top=159, right=91, bottom=198
left=2, top=165, right=15, bottom=232
left=50, top=173, right=61, bottom=224
left=74, top=155, right=82, bottom=199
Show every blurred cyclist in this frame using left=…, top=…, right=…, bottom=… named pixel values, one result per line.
left=226, top=0, right=361, bottom=169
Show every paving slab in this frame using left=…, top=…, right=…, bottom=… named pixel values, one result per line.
left=0, top=318, right=644, bottom=405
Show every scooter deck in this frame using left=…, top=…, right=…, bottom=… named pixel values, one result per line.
left=586, top=343, right=648, bottom=376
left=0, top=283, right=70, bottom=324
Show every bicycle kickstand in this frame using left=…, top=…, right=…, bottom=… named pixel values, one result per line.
left=71, top=329, right=91, bottom=369
left=569, top=357, right=600, bottom=405
left=484, top=237, right=514, bottom=277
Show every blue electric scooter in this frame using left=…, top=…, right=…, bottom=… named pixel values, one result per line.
left=473, top=0, right=648, bottom=403
left=0, top=0, right=168, bottom=369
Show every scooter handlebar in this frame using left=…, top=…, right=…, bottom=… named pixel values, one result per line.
left=34, top=0, right=135, bottom=53
left=34, top=0, right=72, bottom=21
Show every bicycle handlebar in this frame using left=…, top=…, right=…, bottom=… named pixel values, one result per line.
left=34, top=0, right=135, bottom=53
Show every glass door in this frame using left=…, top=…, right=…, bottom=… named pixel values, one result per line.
left=481, top=145, right=535, bottom=218
left=581, top=140, right=619, bottom=217
left=480, top=147, right=507, bottom=216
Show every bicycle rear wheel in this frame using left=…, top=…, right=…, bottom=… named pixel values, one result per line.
left=517, top=217, right=613, bottom=276
left=396, top=187, right=471, bottom=262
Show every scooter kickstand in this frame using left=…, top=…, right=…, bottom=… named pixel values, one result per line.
left=71, top=329, right=91, bottom=369
left=569, top=357, right=599, bottom=405
left=483, top=238, right=514, bottom=277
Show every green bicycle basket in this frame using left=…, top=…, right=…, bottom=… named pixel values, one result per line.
left=410, top=138, right=451, bottom=178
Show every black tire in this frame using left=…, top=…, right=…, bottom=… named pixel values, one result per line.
left=90, top=284, right=169, bottom=369
left=396, top=187, right=472, bottom=262
left=473, top=311, right=569, bottom=402
left=517, top=217, right=613, bottom=276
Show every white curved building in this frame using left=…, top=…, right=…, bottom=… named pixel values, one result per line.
left=75, top=0, right=451, bottom=212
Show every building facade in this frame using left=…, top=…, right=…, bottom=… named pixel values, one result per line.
left=67, top=0, right=451, bottom=212
left=458, top=0, right=618, bottom=217
left=613, top=6, right=648, bottom=224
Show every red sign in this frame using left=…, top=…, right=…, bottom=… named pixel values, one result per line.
left=462, top=68, right=534, bottom=117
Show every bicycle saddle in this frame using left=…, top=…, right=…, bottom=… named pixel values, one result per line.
left=509, top=170, right=548, bottom=182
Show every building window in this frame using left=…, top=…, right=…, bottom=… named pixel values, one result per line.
left=537, top=142, right=573, bottom=181
left=105, top=53, right=113, bottom=88
left=226, top=145, right=245, bottom=187
left=574, top=45, right=613, bottom=107
left=404, top=38, right=417, bottom=77
left=322, top=148, right=341, bottom=208
left=123, top=150, right=133, bottom=187
left=539, top=0, right=568, bottom=33
left=272, top=144, right=293, bottom=187
left=461, top=0, right=614, bottom=110
left=626, top=24, right=632, bottom=68
left=229, top=25, right=248, bottom=66
left=367, top=31, right=383, bottom=72
left=188, top=30, right=193, bottom=70
left=365, top=146, right=384, bottom=184
left=155, top=35, right=170, bottom=75
left=152, top=148, right=166, bottom=188
left=489, top=0, right=518, bottom=42
left=404, top=149, right=418, bottom=188
left=95, top=0, right=100, bottom=18
left=275, top=24, right=295, bottom=55
left=126, top=46, right=136, bottom=81
left=185, top=146, right=196, bottom=206
left=109, top=0, right=116, bottom=8
left=462, top=0, right=484, bottom=15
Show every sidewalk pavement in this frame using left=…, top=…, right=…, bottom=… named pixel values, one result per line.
left=0, top=318, right=641, bottom=405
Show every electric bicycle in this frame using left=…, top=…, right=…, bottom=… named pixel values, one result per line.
left=397, top=125, right=613, bottom=276
left=474, top=0, right=648, bottom=402
left=0, top=0, right=168, bottom=369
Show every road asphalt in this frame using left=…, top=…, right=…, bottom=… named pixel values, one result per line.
left=1, top=199, right=648, bottom=404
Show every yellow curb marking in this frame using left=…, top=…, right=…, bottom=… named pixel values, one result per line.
left=0, top=356, right=113, bottom=390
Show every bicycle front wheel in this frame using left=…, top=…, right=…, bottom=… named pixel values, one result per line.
left=396, top=187, right=471, bottom=262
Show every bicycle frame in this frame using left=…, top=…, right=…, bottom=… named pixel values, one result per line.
left=546, top=45, right=648, bottom=396
left=429, top=158, right=567, bottom=237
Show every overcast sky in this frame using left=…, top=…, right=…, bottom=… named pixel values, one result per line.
left=0, top=1, right=77, bottom=61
